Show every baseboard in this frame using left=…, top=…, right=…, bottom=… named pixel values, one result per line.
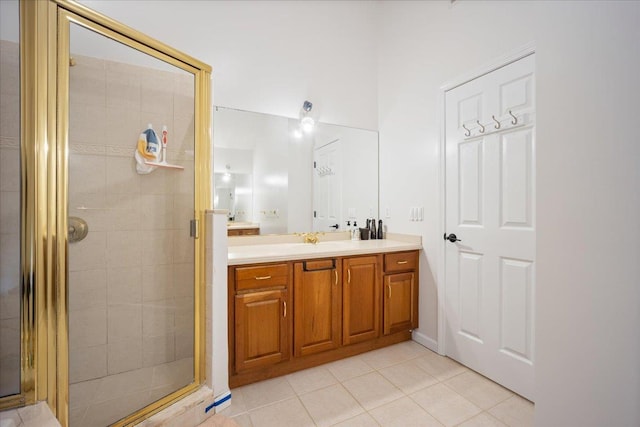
left=412, top=330, right=438, bottom=353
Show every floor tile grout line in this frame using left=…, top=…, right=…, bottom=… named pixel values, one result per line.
left=298, top=381, right=367, bottom=425
left=270, top=379, right=369, bottom=427
left=223, top=342, right=534, bottom=427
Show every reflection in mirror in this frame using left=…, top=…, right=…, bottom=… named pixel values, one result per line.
left=67, top=22, right=195, bottom=426
left=0, top=0, right=21, bottom=399
left=213, top=107, right=378, bottom=235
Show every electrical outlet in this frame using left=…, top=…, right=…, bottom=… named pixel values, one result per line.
left=385, top=207, right=390, bottom=218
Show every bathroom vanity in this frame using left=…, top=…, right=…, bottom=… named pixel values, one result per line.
left=227, top=222, right=260, bottom=236
left=227, top=235, right=421, bottom=387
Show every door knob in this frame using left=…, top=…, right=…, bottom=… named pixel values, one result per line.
left=444, top=233, right=462, bottom=243
left=329, top=224, right=339, bottom=229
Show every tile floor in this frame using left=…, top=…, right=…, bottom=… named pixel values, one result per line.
left=212, top=341, right=534, bottom=427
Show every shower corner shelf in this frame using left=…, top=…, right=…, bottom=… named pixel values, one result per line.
left=144, top=160, right=184, bottom=170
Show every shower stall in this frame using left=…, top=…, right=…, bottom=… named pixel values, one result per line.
left=0, top=1, right=212, bottom=426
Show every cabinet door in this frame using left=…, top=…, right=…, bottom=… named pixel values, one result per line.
left=235, top=289, right=289, bottom=372
left=384, top=272, right=417, bottom=335
left=293, top=260, right=341, bottom=356
left=343, top=255, right=381, bottom=345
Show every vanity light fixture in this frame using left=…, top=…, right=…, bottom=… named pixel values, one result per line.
left=222, top=164, right=232, bottom=182
left=293, top=100, right=315, bottom=139
left=300, top=100, right=315, bottom=133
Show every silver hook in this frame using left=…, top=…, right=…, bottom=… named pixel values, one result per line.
left=509, top=110, right=518, bottom=125
left=492, top=115, right=501, bottom=129
left=462, top=124, right=471, bottom=137
left=477, top=120, right=485, bottom=134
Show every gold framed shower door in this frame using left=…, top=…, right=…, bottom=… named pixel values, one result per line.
left=9, top=1, right=212, bottom=425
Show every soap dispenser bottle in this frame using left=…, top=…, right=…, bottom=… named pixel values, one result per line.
left=377, top=219, right=383, bottom=239
left=352, top=221, right=359, bottom=240
left=370, top=218, right=377, bottom=240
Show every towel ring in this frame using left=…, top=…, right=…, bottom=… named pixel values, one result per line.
left=462, top=124, right=471, bottom=137
left=477, top=120, right=485, bottom=133
left=492, top=115, right=501, bottom=129
left=509, top=110, right=518, bottom=125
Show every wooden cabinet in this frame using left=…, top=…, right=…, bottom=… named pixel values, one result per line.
left=230, top=263, right=291, bottom=374
left=383, top=251, right=419, bottom=335
left=228, top=226, right=259, bottom=236
left=293, top=259, right=341, bottom=357
left=228, top=249, right=419, bottom=387
left=342, top=255, right=382, bottom=345
left=235, top=289, right=289, bottom=372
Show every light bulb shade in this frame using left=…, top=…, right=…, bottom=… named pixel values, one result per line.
left=301, top=116, right=315, bottom=132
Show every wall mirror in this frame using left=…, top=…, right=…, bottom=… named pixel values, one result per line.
left=213, top=106, right=379, bottom=235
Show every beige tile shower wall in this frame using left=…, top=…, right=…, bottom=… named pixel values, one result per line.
left=67, top=52, right=195, bottom=385
left=0, top=39, right=21, bottom=397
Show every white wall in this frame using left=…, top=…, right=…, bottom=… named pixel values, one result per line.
left=377, top=1, right=640, bottom=425
left=78, top=0, right=379, bottom=130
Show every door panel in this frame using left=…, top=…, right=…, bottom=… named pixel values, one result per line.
left=458, top=252, right=483, bottom=342
left=500, top=129, right=533, bottom=228
left=235, top=290, right=289, bottom=372
left=343, top=256, right=380, bottom=345
left=313, top=140, right=341, bottom=232
left=383, top=272, right=416, bottom=335
left=459, top=140, right=484, bottom=226
left=293, top=261, right=341, bottom=356
left=445, top=54, right=535, bottom=400
left=500, top=257, right=534, bottom=362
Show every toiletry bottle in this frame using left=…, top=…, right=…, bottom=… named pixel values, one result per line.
left=352, top=221, right=359, bottom=240
left=371, top=218, right=377, bottom=240
left=346, top=220, right=351, bottom=236
left=377, top=219, right=383, bottom=239
left=366, top=218, right=371, bottom=231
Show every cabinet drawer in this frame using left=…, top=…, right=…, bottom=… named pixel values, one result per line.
left=235, top=263, right=289, bottom=291
left=384, top=251, right=418, bottom=273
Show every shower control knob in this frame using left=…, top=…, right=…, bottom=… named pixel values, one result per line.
left=444, top=233, right=461, bottom=243
left=68, top=217, right=89, bottom=243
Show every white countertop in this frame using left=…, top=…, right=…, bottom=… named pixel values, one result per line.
left=228, top=238, right=421, bottom=266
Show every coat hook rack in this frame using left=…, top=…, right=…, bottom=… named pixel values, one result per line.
left=492, top=115, right=501, bottom=129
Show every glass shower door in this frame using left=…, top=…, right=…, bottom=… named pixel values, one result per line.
left=66, top=21, right=197, bottom=427
left=0, top=0, right=21, bottom=405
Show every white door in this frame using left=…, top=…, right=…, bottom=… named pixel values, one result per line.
left=444, top=54, right=536, bottom=400
left=313, top=140, right=342, bottom=232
